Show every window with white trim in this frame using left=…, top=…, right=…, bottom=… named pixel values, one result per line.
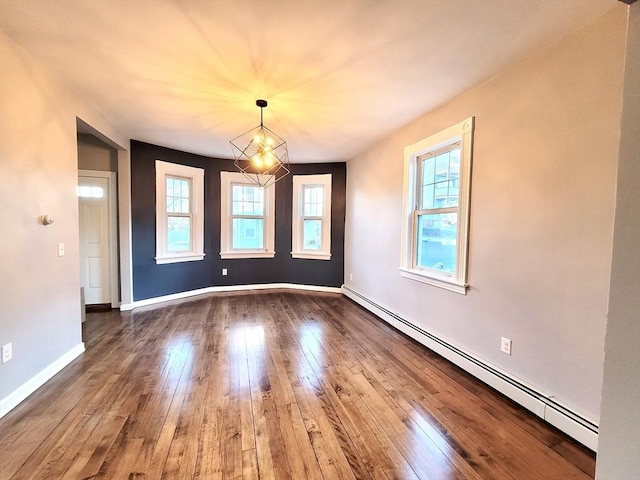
left=220, top=171, right=275, bottom=259
left=292, top=174, right=332, bottom=260
left=155, top=160, right=205, bottom=264
left=400, top=117, right=474, bottom=294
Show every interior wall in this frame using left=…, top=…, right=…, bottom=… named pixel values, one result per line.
left=0, top=30, right=128, bottom=404
left=596, top=3, right=640, bottom=477
left=130, top=141, right=346, bottom=301
left=77, top=133, right=118, bottom=172
left=344, top=6, right=626, bottom=424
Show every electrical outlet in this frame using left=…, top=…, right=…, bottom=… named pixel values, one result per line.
left=501, top=337, right=512, bottom=355
left=58, top=242, right=65, bottom=257
left=349, top=273, right=353, bottom=281
left=1, top=343, right=12, bottom=363
left=222, top=268, right=228, bottom=276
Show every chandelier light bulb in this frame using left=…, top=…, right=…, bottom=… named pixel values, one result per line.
left=264, top=152, right=274, bottom=167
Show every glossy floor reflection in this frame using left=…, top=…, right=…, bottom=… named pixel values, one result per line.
left=0, top=290, right=595, bottom=479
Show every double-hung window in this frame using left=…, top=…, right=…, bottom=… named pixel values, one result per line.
left=400, top=117, right=474, bottom=294
left=220, top=171, right=275, bottom=259
left=155, top=160, right=205, bottom=264
left=292, top=174, right=332, bottom=260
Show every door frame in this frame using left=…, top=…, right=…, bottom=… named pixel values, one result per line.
left=78, top=169, right=119, bottom=308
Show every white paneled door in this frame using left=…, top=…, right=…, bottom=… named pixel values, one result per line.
left=78, top=175, right=111, bottom=305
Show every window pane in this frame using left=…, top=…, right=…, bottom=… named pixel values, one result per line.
left=422, top=157, right=435, bottom=186
left=77, top=185, right=104, bottom=198
left=232, top=185, right=264, bottom=215
left=434, top=180, right=449, bottom=207
left=422, top=183, right=435, bottom=209
left=416, top=213, right=457, bottom=273
left=435, top=152, right=449, bottom=181
left=420, top=147, right=461, bottom=209
left=168, top=216, right=191, bottom=252
left=166, top=177, right=190, bottom=214
left=303, top=219, right=322, bottom=250
left=449, top=149, right=461, bottom=175
left=232, top=218, right=264, bottom=249
left=303, top=186, right=324, bottom=216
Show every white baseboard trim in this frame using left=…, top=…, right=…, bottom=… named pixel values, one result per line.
left=0, top=342, right=85, bottom=419
left=341, top=284, right=599, bottom=451
left=120, top=283, right=342, bottom=311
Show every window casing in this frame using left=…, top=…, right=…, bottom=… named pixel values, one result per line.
left=400, top=117, right=474, bottom=294
left=220, top=171, right=275, bottom=259
left=292, top=174, right=332, bottom=260
left=155, top=160, right=205, bottom=264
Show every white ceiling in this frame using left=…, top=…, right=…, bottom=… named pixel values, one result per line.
left=0, top=0, right=618, bottom=162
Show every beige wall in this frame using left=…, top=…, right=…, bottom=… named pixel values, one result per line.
left=345, top=6, right=626, bottom=425
left=0, top=31, right=128, bottom=403
left=596, top=3, right=640, bottom=477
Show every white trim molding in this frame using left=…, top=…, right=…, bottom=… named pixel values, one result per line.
left=398, top=267, right=468, bottom=294
left=220, top=171, right=276, bottom=259
left=120, top=283, right=342, bottom=311
left=291, top=174, right=332, bottom=260
left=155, top=160, right=205, bottom=265
left=0, top=343, right=85, bottom=419
left=341, top=284, right=599, bottom=451
left=400, top=117, right=474, bottom=294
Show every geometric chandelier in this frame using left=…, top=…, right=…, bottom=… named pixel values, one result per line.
left=230, top=99, right=290, bottom=188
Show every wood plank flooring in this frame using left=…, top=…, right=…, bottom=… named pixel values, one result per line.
left=0, top=290, right=596, bottom=479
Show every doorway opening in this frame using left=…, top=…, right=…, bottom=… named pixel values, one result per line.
left=77, top=124, right=121, bottom=312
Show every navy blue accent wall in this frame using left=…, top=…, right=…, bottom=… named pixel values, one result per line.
left=131, top=140, right=346, bottom=301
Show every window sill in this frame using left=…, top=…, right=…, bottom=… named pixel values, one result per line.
left=155, top=253, right=205, bottom=265
left=291, top=251, right=332, bottom=261
left=220, top=251, right=276, bottom=259
left=398, top=267, right=468, bottom=295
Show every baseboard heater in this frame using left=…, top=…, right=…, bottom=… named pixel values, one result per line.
left=341, top=285, right=599, bottom=451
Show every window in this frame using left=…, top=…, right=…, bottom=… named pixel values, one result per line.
left=400, top=117, right=474, bottom=294
left=155, top=160, right=205, bottom=264
left=77, top=185, right=104, bottom=198
left=220, top=171, right=275, bottom=259
left=292, top=174, right=332, bottom=260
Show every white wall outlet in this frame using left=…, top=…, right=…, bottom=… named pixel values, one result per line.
left=501, top=337, right=512, bottom=355
left=222, top=268, right=228, bottom=276
left=1, top=343, right=12, bottom=363
left=349, top=273, right=353, bottom=281
left=58, top=242, right=65, bottom=257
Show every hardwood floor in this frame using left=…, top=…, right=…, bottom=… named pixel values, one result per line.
left=0, top=290, right=595, bottom=479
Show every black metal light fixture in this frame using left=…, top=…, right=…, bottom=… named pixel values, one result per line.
left=230, top=99, right=290, bottom=188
